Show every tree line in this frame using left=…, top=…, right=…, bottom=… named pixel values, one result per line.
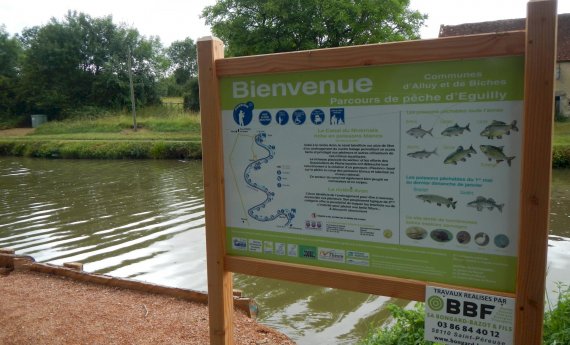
left=0, top=1, right=425, bottom=126
left=0, top=11, right=199, bottom=125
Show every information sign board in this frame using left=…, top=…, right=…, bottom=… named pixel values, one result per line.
left=221, top=56, right=523, bottom=292
left=198, top=2, right=557, bottom=343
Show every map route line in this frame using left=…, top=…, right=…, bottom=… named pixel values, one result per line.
left=229, top=133, right=254, bottom=225
left=244, top=132, right=296, bottom=226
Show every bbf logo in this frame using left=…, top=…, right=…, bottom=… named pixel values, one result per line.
left=446, top=298, right=495, bottom=320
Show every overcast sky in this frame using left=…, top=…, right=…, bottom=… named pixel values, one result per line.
left=1, top=0, right=569, bottom=46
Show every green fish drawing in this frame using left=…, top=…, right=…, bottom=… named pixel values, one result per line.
left=406, top=125, right=433, bottom=138
left=416, top=194, right=457, bottom=209
left=480, top=120, right=519, bottom=139
left=441, top=123, right=470, bottom=137
left=467, top=196, right=504, bottom=212
left=444, top=145, right=477, bottom=165
left=407, top=148, right=438, bottom=159
left=479, top=145, right=516, bottom=166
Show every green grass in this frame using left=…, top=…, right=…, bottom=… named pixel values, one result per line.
left=0, top=105, right=203, bottom=159
left=0, top=140, right=201, bottom=159
left=544, top=284, right=570, bottom=344
left=32, top=106, right=201, bottom=135
left=161, top=97, right=183, bottom=104
left=554, top=121, right=570, bottom=145
left=9, top=132, right=201, bottom=141
left=358, top=303, right=441, bottom=345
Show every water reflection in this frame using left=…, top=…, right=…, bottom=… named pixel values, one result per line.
left=1, top=157, right=569, bottom=345
left=0, top=158, right=207, bottom=291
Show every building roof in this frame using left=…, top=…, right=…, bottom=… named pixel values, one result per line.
left=439, top=13, right=570, bottom=61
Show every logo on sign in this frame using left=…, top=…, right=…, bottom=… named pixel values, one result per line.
left=232, top=238, right=247, bottom=250
left=446, top=299, right=495, bottom=320
left=233, top=101, right=254, bottom=126
left=299, top=245, right=317, bottom=259
left=427, top=296, right=444, bottom=311
left=318, top=248, right=345, bottom=263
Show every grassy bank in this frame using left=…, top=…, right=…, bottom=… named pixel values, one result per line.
left=1, top=109, right=570, bottom=163
left=0, top=140, right=201, bottom=159
left=0, top=106, right=203, bottom=159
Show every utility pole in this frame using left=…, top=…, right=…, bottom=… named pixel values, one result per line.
left=128, top=47, right=137, bottom=131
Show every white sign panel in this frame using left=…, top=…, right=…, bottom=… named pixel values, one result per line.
left=425, top=286, right=514, bottom=345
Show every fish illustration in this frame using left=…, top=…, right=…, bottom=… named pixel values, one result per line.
left=416, top=194, right=457, bottom=209
left=441, top=123, right=470, bottom=136
left=407, top=148, right=437, bottom=159
left=467, top=196, right=504, bottom=212
left=480, top=120, right=519, bottom=139
left=479, top=145, right=516, bottom=166
left=443, top=145, right=477, bottom=165
left=406, top=125, right=433, bottom=138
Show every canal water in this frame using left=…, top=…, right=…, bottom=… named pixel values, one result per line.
left=0, top=157, right=568, bottom=344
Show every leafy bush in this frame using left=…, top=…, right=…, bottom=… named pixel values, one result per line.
left=0, top=140, right=202, bottom=159
left=183, top=79, right=200, bottom=112
left=359, top=303, right=441, bottom=345
left=544, top=284, right=570, bottom=345
left=552, top=146, right=570, bottom=168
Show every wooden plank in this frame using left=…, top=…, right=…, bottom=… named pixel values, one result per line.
left=216, top=31, right=525, bottom=77
left=26, top=262, right=210, bottom=303
left=198, top=36, right=235, bottom=345
left=225, top=256, right=516, bottom=302
left=516, top=1, right=557, bottom=344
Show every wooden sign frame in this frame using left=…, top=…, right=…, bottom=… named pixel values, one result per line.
left=198, top=1, right=557, bottom=344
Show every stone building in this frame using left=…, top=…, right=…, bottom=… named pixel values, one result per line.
left=439, top=13, right=570, bottom=117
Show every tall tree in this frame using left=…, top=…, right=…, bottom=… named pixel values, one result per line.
left=18, top=11, right=166, bottom=118
left=164, top=38, right=200, bottom=111
left=0, top=26, right=23, bottom=122
left=202, top=0, right=427, bottom=56
left=167, top=38, right=197, bottom=85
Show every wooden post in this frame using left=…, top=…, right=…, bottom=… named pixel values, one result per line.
left=63, top=262, right=84, bottom=271
left=516, top=0, right=557, bottom=344
left=197, top=36, right=234, bottom=345
left=128, top=48, right=137, bottom=131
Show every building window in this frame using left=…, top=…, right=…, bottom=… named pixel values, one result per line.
left=556, top=64, right=560, bottom=80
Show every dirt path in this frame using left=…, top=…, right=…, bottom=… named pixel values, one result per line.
left=0, top=270, right=295, bottom=345
left=0, top=128, right=35, bottom=137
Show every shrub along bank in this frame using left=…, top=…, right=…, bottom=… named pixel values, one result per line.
left=553, top=145, right=570, bottom=168
left=0, top=140, right=201, bottom=160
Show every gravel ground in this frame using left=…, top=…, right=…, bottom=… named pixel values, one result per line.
left=0, top=270, right=295, bottom=345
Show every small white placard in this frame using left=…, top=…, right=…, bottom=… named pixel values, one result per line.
left=425, top=286, right=514, bottom=345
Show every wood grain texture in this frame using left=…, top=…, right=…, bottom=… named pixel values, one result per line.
left=198, top=37, right=235, bottom=345
left=516, top=1, right=557, bottom=344
left=225, top=256, right=516, bottom=301
left=216, top=32, right=525, bottom=77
